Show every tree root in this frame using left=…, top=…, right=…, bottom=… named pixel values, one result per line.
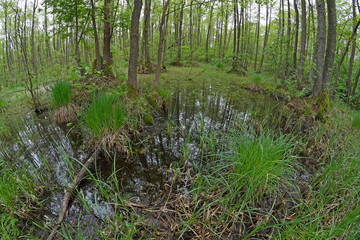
left=47, top=148, right=100, bottom=240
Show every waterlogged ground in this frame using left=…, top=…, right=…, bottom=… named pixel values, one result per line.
left=0, top=77, right=282, bottom=238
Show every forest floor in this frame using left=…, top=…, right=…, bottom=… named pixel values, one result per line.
left=1, top=63, right=360, bottom=239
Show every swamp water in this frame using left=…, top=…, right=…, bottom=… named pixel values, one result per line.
left=0, top=82, right=282, bottom=239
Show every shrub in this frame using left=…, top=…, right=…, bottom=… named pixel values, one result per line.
left=82, top=92, right=127, bottom=138
left=51, top=80, right=72, bottom=109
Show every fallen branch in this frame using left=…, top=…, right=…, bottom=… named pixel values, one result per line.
left=0, top=89, right=26, bottom=100
left=47, top=148, right=100, bottom=240
left=186, top=69, right=206, bottom=81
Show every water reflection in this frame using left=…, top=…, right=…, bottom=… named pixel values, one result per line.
left=0, top=82, right=281, bottom=238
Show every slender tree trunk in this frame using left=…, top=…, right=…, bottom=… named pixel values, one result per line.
left=189, top=0, right=193, bottom=62
left=297, top=0, right=307, bottom=82
left=259, top=6, right=271, bottom=72
left=141, top=0, right=151, bottom=65
left=205, top=4, right=214, bottom=62
left=346, top=0, right=357, bottom=104
left=254, top=4, right=260, bottom=70
left=223, top=11, right=228, bottom=58
left=330, top=18, right=360, bottom=97
left=154, top=0, right=170, bottom=88
left=3, top=4, right=14, bottom=80
left=293, top=0, right=299, bottom=69
left=104, top=0, right=112, bottom=65
left=177, top=0, right=184, bottom=63
left=31, top=0, right=38, bottom=77
left=127, top=0, right=142, bottom=93
left=283, top=0, right=291, bottom=78
left=44, top=3, right=52, bottom=63
left=91, top=0, right=102, bottom=71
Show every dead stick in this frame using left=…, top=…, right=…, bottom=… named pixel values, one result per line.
left=186, top=69, right=206, bottom=81
left=47, top=149, right=100, bottom=240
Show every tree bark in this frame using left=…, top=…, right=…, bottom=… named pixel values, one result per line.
left=205, top=4, right=214, bottom=63
left=310, top=0, right=326, bottom=96
left=91, top=0, right=102, bottom=71
left=330, top=18, right=360, bottom=97
left=259, top=6, right=271, bottom=72
left=141, top=0, right=151, bottom=65
left=293, top=0, right=299, bottom=69
left=104, top=0, right=112, bottom=66
left=346, top=0, right=357, bottom=104
left=30, top=0, right=38, bottom=77
left=189, top=0, right=193, bottom=62
left=297, top=0, right=307, bottom=82
left=254, top=3, right=260, bottom=70
left=154, top=0, right=171, bottom=89
left=44, top=3, right=52, bottom=63
left=127, top=0, right=142, bottom=94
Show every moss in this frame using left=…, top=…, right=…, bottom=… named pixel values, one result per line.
left=143, top=114, right=154, bottom=125
left=313, top=90, right=330, bottom=121
left=127, top=83, right=138, bottom=99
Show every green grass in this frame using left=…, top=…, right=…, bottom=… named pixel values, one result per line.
left=352, top=112, right=360, bottom=129
left=51, top=80, right=73, bottom=109
left=158, top=87, right=171, bottom=100
left=228, top=128, right=294, bottom=198
left=251, top=73, right=262, bottom=84
left=82, top=92, right=127, bottom=138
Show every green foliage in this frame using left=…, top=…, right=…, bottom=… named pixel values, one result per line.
left=0, top=214, right=21, bottom=240
left=51, top=80, right=73, bottom=109
left=251, top=73, right=262, bottom=84
left=82, top=92, right=127, bottom=138
left=353, top=112, right=360, bottom=129
left=225, top=128, right=295, bottom=203
left=158, top=88, right=170, bottom=100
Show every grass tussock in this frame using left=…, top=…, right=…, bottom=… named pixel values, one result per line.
left=82, top=92, right=127, bottom=140
left=51, top=80, right=73, bottom=109
left=226, top=128, right=295, bottom=202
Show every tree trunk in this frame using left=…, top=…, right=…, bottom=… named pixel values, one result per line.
left=31, top=0, right=38, bottom=77
left=177, top=0, right=184, bottom=63
left=254, top=4, right=260, bottom=70
left=44, top=3, right=52, bottom=63
left=127, top=0, right=142, bottom=94
left=346, top=0, right=357, bottom=104
left=154, top=0, right=171, bottom=89
left=283, top=0, right=291, bottom=78
left=311, top=0, right=327, bottom=97
left=3, top=3, right=15, bottom=80
left=189, top=0, right=193, bottom=62
left=321, top=0, right=336, bottom=90
left=91, top=0, right=102, bottom=71
left=259, top=6, right=271, bottom=72
left=205, top=4, right=214, bottom=63
left=297, top=0, right=307, bottom=82
left=104, top=0, right=112, bottom=66
left=310, top=0, right=326, bottom=95
left=293, top=0, right=299, bottom=69
left=330, top=18, right=360, bottom=97
left=141, top=0, right=151, bottom=65
left=223, top=11, right=228, bottom=58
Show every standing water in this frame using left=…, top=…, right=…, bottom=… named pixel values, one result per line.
left=0, top=81, right=281, bottom=238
